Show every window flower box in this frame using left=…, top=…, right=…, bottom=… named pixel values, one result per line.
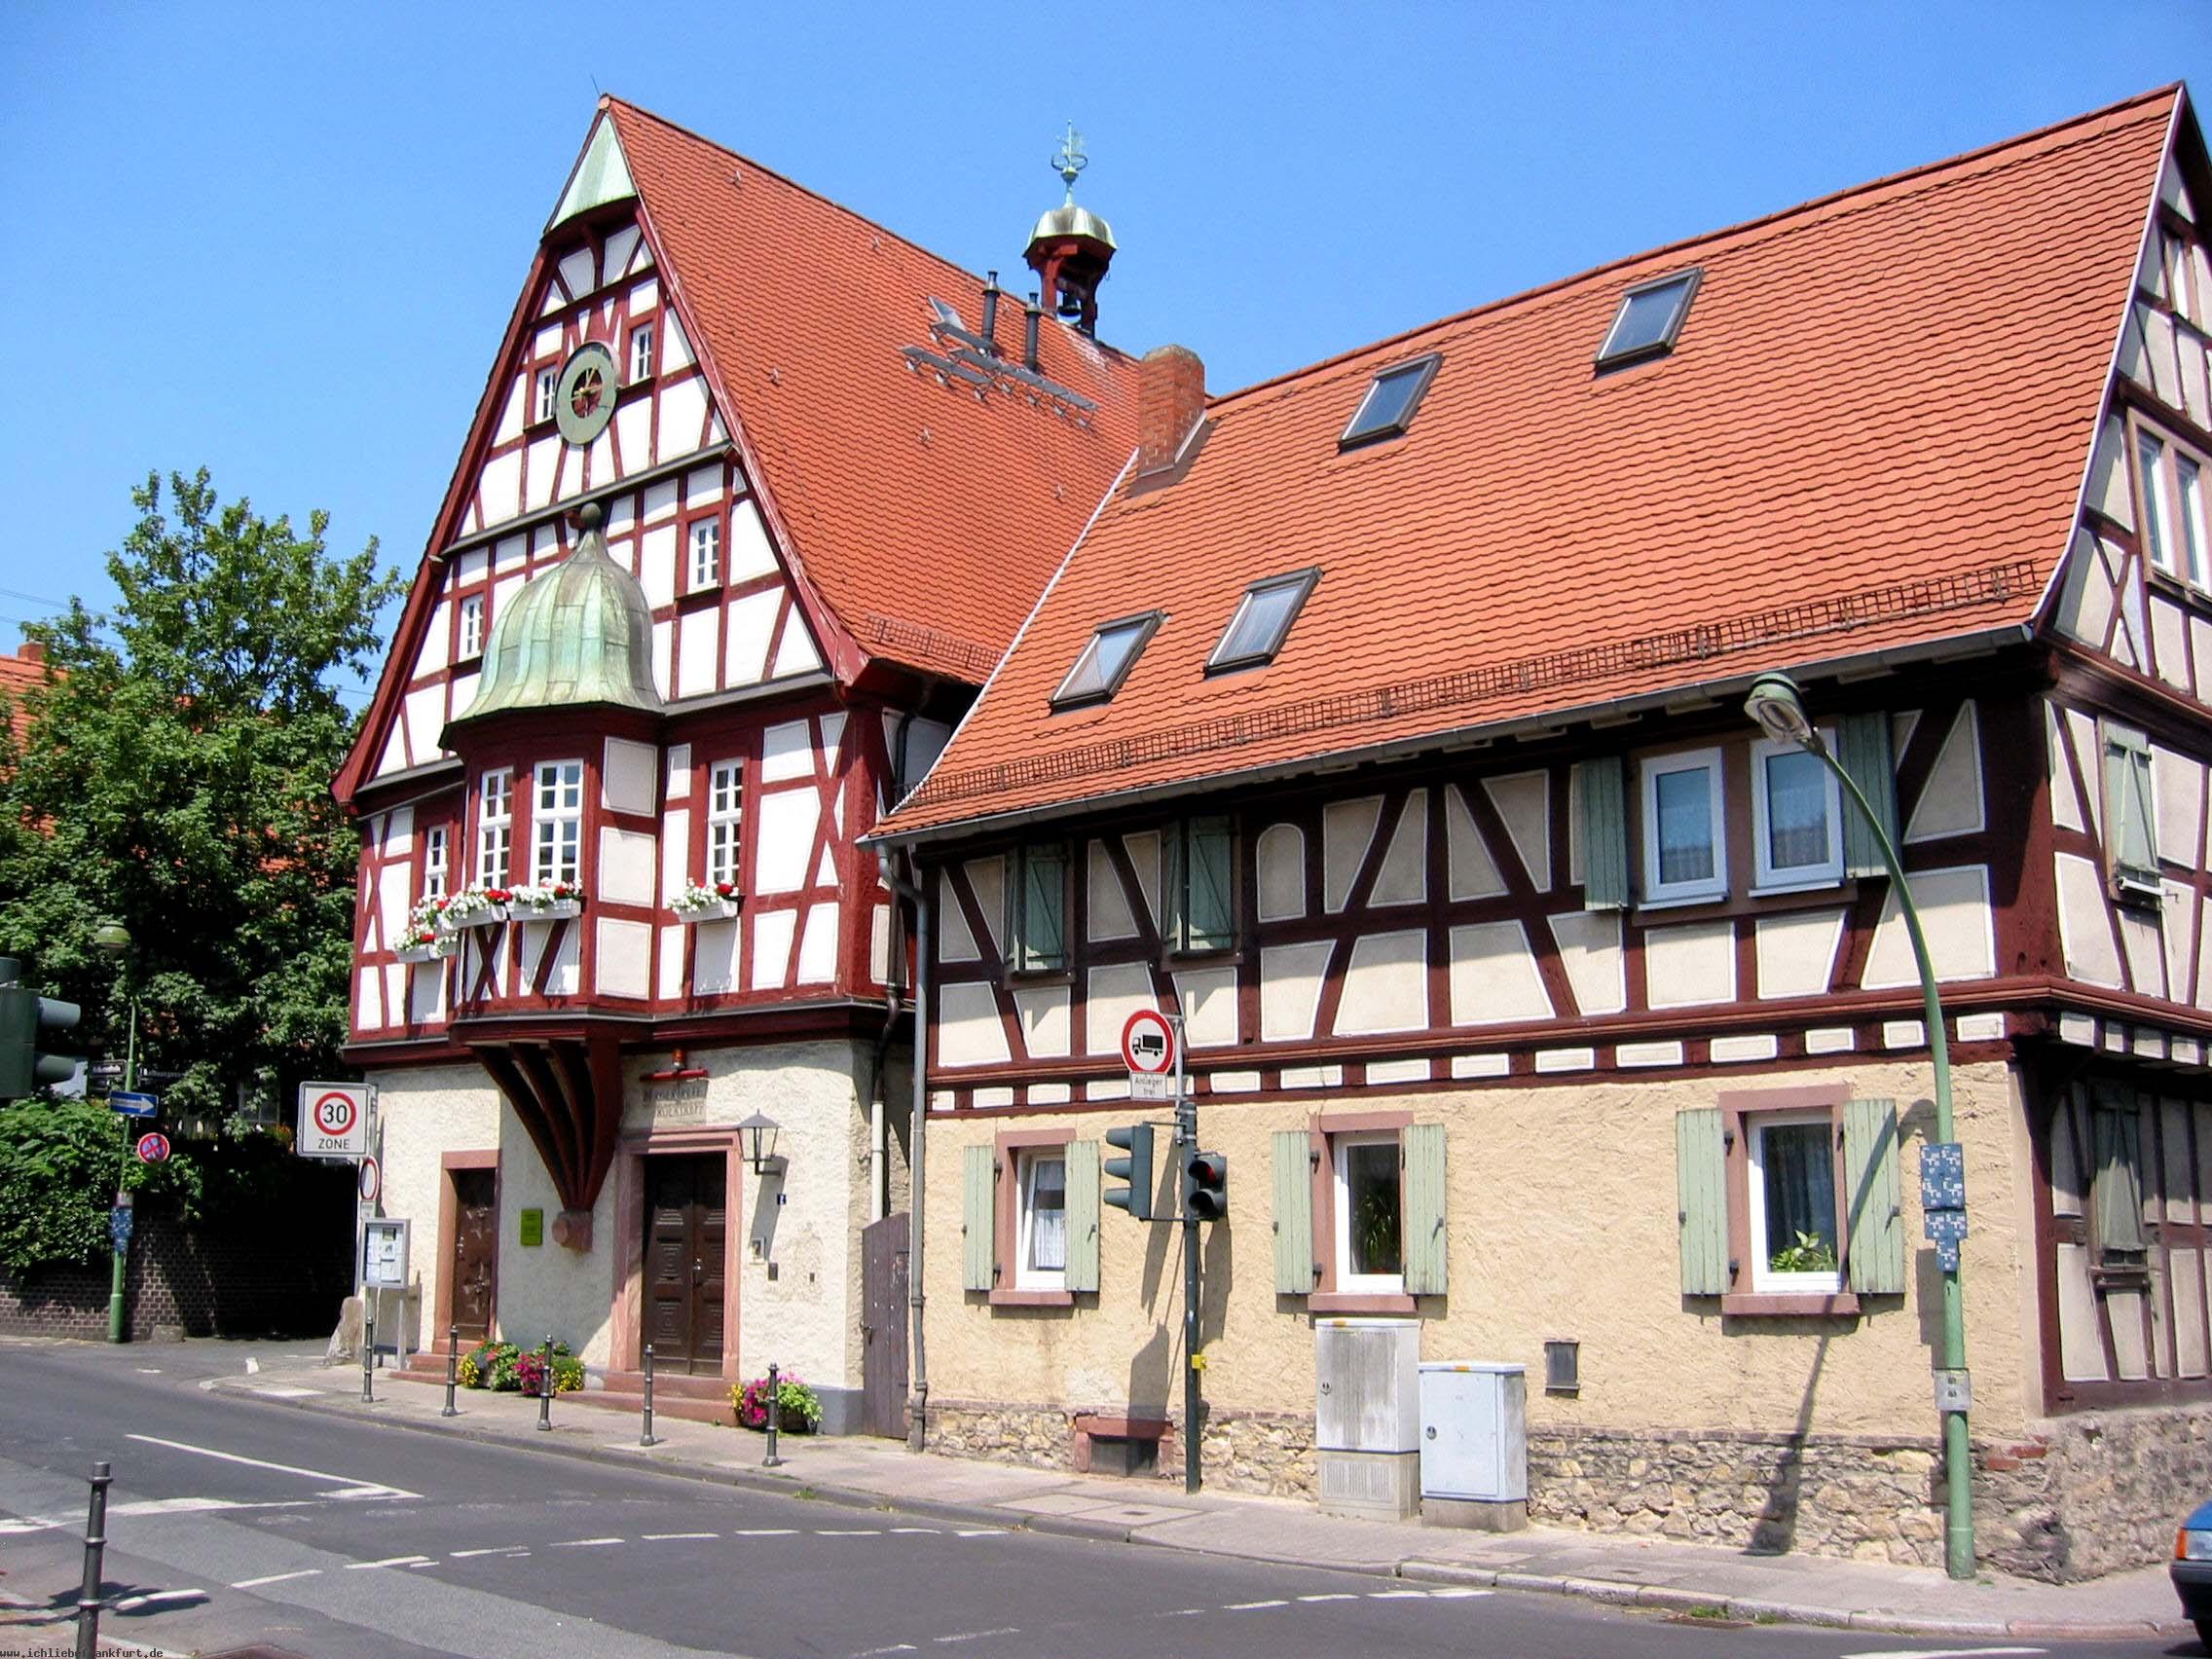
left=394, top=936, right=458, bottom=965
left=673, top=881, right=741, bottom=923
left=508, top=880, right=586, bottom=922
left=398, top=896, right=463, bottom=956
left=438, top=887, right=513, bottom=931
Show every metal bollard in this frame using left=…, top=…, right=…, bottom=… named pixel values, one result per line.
left=640, top=1343, right=657, bottom=1447
left=75, top=1459, right=110, bottom=1659
left=441, top=1323, right=460, bottom=1418
left=536, top=1333, right=554, bottom=1431
left=762, top=1362, right=783, bottom=1467
left=361, top=1300, right=375, bottom=1403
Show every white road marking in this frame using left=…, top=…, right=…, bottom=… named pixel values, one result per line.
left=125, top=1433, right=419, bottom=1499
left=197, top=1380, right=219, bottom=1390
left=345, top=1555, right=432, bottom=1570
left=1369, top=1589, right=1431, bottom=1599
left=111, top=1589, right=203, bottom=1610
left=815, top=1528, right=882, bottom=1535
left=244, top=1357, right=261, bottom=1374
left=232, top=1569, right=321, bottom=1589
left=1225, top=1599, right=1288, bottom=1610
left=734, top=1528, right=796, bottom=1535
left=134, top=1367, right=161, bottom=1374
left=888, top=1527, right=940, bottom=1534
left=1162, top=1607, right=1206, bottom=1617
left=1838, top=1649, right=2046, bottom=1659
left=1425, top=1587, right=1492, bottom=1599
left=851, top=1646, right=919, bottom=1657
left=643, top=1531, right=718, bottom=1541
left=450, top=1545, right=530, bottom=1557
left=551, top=1536, right=623, bottom=1548
left=953, top=1529, right=1002, bottom=1537
left=0, top=1520, right=49, bottom=1534
left=934, top=1630, right=1018, bottom=1644
left=1297, top=1593, right=1358, bottom=1603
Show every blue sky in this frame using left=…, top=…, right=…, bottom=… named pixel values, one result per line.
left=3, top=1, right=2207, bottom=694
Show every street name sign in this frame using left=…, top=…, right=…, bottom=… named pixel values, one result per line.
left=108, top=1090, right=158, bottom=1119
left=299, top=1082, right=370, bottom=1159
left=1121, top=1009, right=1178, bottom=1101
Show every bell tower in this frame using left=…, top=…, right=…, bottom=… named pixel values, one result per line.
left=1023, top=123, right=1117, bottom=336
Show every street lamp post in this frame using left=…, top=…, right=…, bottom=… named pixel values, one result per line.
left=91, top=921, right=138, bottom=1347
left=1744, top=673, right=1973, bottom=1580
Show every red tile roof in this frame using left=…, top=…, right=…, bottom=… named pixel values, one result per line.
left=881, top=88, right=2182, bottom=837
left=0, top=642, right=52, bottom=745
left=606, top=100, right=1141, bottom=683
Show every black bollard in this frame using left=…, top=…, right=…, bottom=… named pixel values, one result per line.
left=536, top=1333, right=554, bottom=1431
left=641, top=1342, right=657, bottom=1448
left=75, top=1459, right=110, bottom=1659
left=762, top=1362, right=783, bottom=1468
left=441, top=1323, right=460, bottom=1418
left=361, top=1300, right=375, bottom=1403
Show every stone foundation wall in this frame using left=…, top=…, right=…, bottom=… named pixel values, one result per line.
left=925, top=1398, right=1317, bottom=1499
left=1974, top=1406, right=2212, bottom=1582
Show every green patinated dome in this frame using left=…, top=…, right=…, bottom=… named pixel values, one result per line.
left=447, top=502, right=661, bottom=735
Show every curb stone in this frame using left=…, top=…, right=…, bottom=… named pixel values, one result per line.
left=1724, top=1596, right=1852, bottom=1629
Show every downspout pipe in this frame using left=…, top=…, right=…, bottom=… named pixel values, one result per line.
left=865, top=714, right=917, bottom=1222
left=878, top=844, right=930, bottom=1452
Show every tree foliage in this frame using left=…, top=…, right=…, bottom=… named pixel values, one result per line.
left=0, top=468, right=402, bottom=1123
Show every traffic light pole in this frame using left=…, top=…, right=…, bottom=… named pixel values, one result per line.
left=1174, top=1019, right=1200, bottom=1494
left=106, top=1002, right=137, bottom=1346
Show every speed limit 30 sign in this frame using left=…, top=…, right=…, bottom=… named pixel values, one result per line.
left=299, top=1082, right=371, bottom=1159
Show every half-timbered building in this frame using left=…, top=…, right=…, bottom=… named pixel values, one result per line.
left=334, top=99, right=1137, bottom=1430
left=868, top=87, right=2212, bottom=1574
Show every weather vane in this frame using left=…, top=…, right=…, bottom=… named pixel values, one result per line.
left=1051, top=122, right=1088, bottom=204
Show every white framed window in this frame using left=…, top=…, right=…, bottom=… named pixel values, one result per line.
left=2182, top=454, right=2211, bottom=589
left=1014, top=1149, right=1068, bottom=1291
left=1332, top=1131, right=1403, bottom=1296
left=533, top=759, right=584, bottom=886
left=1747, top=1111, right=1842, bottom=1296
left=707, top=759, right=744, bottom=888
left=458, top=594, right=485, bottom=659
left=2140, top=429, right=2179, bottom=575
left=535, top=366, right=558, bottom=424
left=422, top=827, right=449, bottom=900
left=629, top=321, right=656, bottom=384
left=1751, top=732, right=1842, bottom=892
left=1639, top=747, right=1726, bottom=904
left=475, top=769, right=513, bottom=887
left=689, top=519, right=720, bottom=590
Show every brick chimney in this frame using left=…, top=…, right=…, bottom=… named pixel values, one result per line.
left=1137, top=346, right=1205, bottom=476
left=17, top=641, right=44, bottom=663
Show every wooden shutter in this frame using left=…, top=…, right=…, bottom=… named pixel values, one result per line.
left=2103, top=724, right=2159, bottom=892
left=1184, top=816, right=1235, bottom=950
left=1578, top=756, right=1630, bottom=909
left=1841, top=1097, right=1904, bottom=1294
left=1272, top=1129, right=1315, bottom=1294
left=2093, top=1091, right=2148, bottom=1252
left=1017, top=844, right=1069, bottom=972
left=1837, top=712, right=1899, bottom=879
left=1064, top=1139, right=1100, bottom=1293
left=961, top=1144, right=998, bottom=1292
left=1402, top=1123, right=1449, bottom=1296
left=1676, top=1108, right=1728, bottom=1296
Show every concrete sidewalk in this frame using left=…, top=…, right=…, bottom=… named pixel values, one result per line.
left=209, top=1357, right=2188, bottom=1643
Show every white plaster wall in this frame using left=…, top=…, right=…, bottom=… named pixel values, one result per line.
left=495, top=1095, right=619, bottom=1367
left=370, top=1063, right=505, bottom=1354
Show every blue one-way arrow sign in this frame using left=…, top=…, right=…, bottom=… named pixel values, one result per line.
left=107, top=1090, right=158, bottom=1119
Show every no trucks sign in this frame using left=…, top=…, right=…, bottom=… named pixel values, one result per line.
left=299, top=1082, right=371, bottom=1159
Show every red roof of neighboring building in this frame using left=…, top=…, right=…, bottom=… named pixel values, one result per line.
left=604, top=99, right=1141, bottom=683
left=880, top=88, right=2182, bottom=837
left=0, top=641, right=51, bottom=745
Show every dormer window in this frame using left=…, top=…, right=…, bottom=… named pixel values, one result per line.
left=1050, top=611, right=1161, bottom=710
left=1339, top=354, right=1440, bottom=449
left=1208, top=570, right=1319, bottom=673
left=1597, top=269, right=1701, bottom=369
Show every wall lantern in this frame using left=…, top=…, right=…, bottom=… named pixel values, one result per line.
left=737, top=1111, right=783, bottom=1173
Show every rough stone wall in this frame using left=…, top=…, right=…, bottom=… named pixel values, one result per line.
left=926, top=1398, right=1317, bottom=1500
left=1974, top=1407, right=2212, bottom=1582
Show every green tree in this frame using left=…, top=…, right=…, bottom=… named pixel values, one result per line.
left=0, top=468, right=402, bottom=1124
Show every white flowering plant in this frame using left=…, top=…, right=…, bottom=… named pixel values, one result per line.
left=673, top=879, right=740, bottom=916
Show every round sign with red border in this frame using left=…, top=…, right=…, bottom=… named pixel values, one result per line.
left=358, top=1155, right=381, bottom=1203
left=1120, top=1009, right=1177, bottom=1076
left=135, top=1132, right=170, bottom=1164
left=312, top=1090, right=359, bottom=1140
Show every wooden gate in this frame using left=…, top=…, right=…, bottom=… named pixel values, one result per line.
left=645, top=1154, right=727, bottom=1375
left=861, top=1212, right=909, bottom=1439
left=450, top=1167, right=498, bottom=1346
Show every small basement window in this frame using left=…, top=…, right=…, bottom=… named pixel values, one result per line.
left=1051, top=611, right=1161, bottom=709
left=1208, top=569, right=1319, bottom=672
left=1339, top=353, right=1441, bottom=448
left=1596, top=269, right=1701, bottom=369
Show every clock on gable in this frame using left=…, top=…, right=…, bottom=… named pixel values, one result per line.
left=554, top=343, right=619, bottom=445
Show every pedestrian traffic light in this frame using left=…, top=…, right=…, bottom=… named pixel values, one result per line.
left=1183, top=1149, right=1229, bottom=1222
left=0, top=959, right=81, bottom=1102
left=1103, top=1123, right=1154, bottom=1221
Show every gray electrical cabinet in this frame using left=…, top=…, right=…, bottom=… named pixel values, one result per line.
left=1315, top=1318, right=1420, bottom=1521
left=1419, top=1361, right=1529, bottom=1530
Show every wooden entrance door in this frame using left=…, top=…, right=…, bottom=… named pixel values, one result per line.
left=645, top=1154, right=727, bottom=1374
left=450, top=1168, right=498, bottom=1346
left=861, top=1212, right=909, bottom=1438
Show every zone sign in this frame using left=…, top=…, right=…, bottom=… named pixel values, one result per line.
left=298, top=1082, right=371, bottom=1160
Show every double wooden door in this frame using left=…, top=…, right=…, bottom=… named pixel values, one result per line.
left=645, top=1154, right=727, bottom=1374
left=450, top=1168, right=498, bottom=1346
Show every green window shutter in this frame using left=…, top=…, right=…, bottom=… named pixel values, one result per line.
left=1016, top=845, right=1068, bottom=972
left=1841, top=1097, right=1904, bottom=1294
left=2093, top=1093, right=2147, bottom=1253
left=1064, top=1139, right=1100, bottom=1293
left=961, top=1144, right=998, bottom=1292
left=2103, top=726, right=2158, bottom=890
left=1837, top=712, right=1899, bottom=879
left=1272, top=1129, right=1315, bottom=1295
left=1578, top=756, right=1629, bottom=909
left=1401, top=1122, right=1449, bottom=1296
left=1676, top=1108, right=1728, bottom=1296
left=1182, top=816, right=1235, bottom=950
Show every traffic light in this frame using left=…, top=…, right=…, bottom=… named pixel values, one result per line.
left=0, top=959, right=81, bottom=1102
left=1183, top=1149, right=1229, bottom=1222
left=1102, top=1123, right=1154, bottom=1221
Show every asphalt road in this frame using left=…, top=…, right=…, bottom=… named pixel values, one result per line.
left=0, top=1341, right=2192, bottom=1659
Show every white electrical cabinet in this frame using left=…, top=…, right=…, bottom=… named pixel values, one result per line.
left=1315, top=1318, right=1420, bottom=1521
left=1419, top=1361, right=1529, bottom=1530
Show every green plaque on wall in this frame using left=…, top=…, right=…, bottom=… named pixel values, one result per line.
left=519, top=1208, right=543, bottom=1247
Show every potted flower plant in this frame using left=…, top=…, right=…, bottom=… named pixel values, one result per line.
left=438, top=886, right=513, bottom=930
left=508, top=878, right=585, bottom=921
left=394, top=896, right=459, bottom=963
left=672, top=879, right=741, bottom=923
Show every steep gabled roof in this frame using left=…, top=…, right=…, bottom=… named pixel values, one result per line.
left=880, top=87, right=2183, bottom=839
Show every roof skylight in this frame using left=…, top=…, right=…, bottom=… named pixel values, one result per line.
left=1340, top=353, right=1441, bottom=448
left=1208, top=570, right=1320, bottom=673
left=1596, top=269, right=1702, bottom=368
left=1051, top=611, right=1161, bottom=709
